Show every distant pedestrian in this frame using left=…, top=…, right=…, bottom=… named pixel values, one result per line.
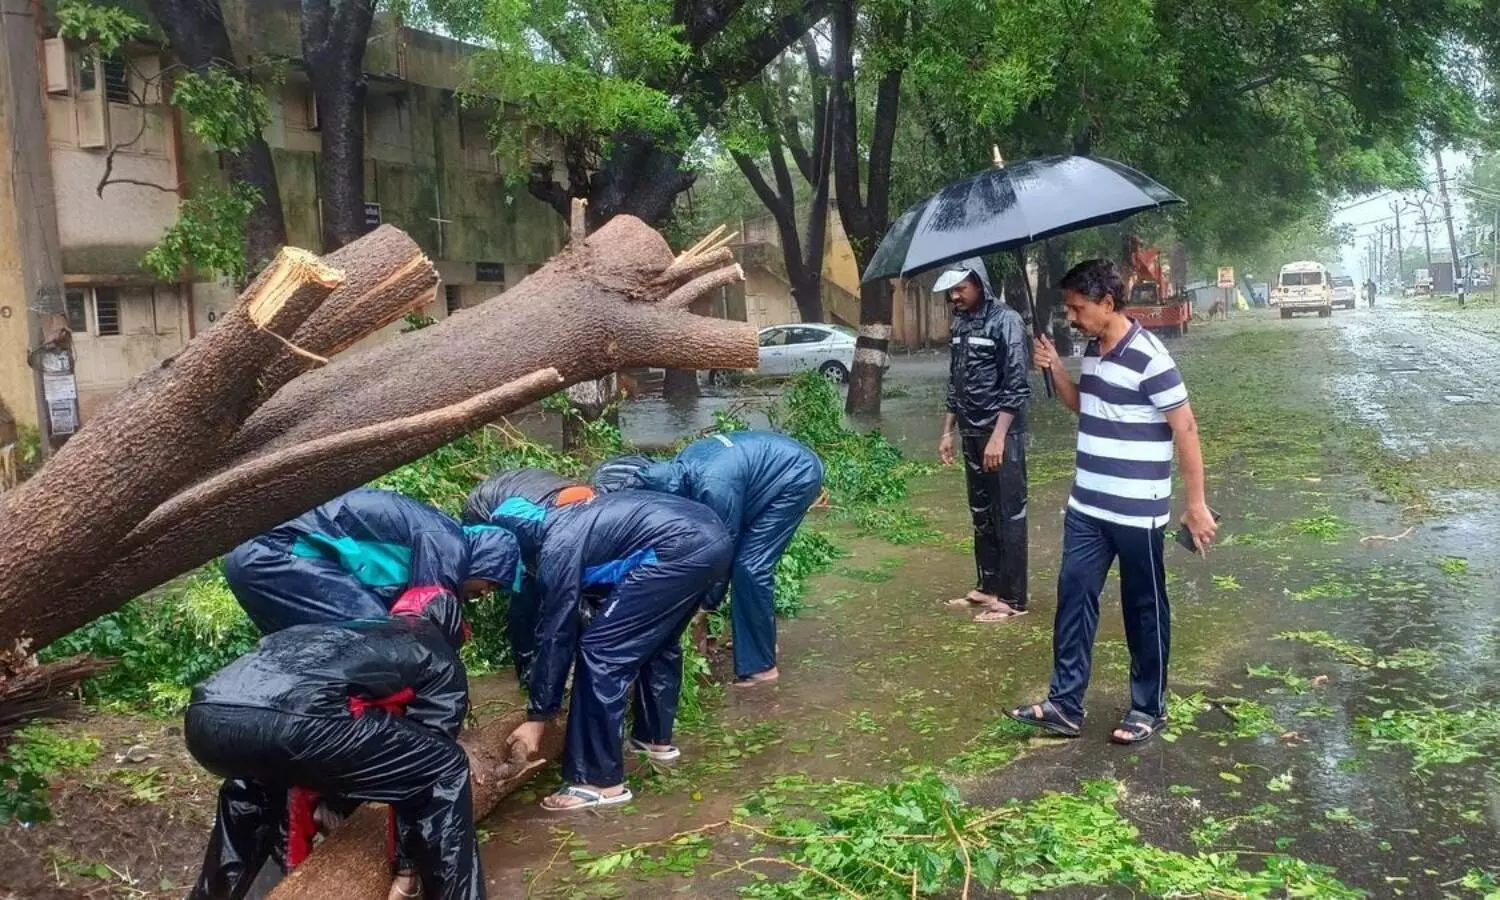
left=1008, top=258, right=1216, bottom=746
left=1365, top=279, right=1377, bottom=307
left=934, top=258, right=1032, bottom=623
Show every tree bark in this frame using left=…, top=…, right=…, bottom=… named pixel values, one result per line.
left=303, top=0, right=378, bottom=252
left=257, top=226, right=439, bottom=402
left=0, top=217, right=754, bottom=654
left=831, top=0, right=903, bottom=416
left=143, top=0, right=287, bottom=268
left=0, top=249, right=344, bottom=618
left=268, top=710, right=567, bottom=900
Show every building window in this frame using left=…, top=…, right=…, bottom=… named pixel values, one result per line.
left=103, top=57, right=130, bottom=104
left=77, top=52, right=96, bottom=93
left=64, top=290, right=87, bottom=333
left=445, top=284, right=462, bottom=315
left=93, top=288, right=121, bottom=336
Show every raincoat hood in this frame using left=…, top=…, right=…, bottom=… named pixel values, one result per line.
left=590, top=455, right=657, bottom=494
left=462, top=468, right=578, bottom=526
left=463, top=524, right=522, bottom=594
left=932, top=257, right=997, bottom=305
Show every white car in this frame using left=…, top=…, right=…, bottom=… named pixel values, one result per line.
left=709, top=323, right=858, bottom=385
left=1331, top=275, right=1357, bottom=310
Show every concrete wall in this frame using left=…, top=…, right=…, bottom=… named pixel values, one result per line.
left=18, top=0, right=569, bottom=427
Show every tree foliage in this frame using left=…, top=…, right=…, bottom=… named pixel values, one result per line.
left=420, top=0, right=830, bottom=226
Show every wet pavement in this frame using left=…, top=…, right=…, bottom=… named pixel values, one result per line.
left=478, top=300, right=1500, bottom=898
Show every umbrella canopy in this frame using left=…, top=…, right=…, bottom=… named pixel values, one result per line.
left=862, top=155, right=1184, bottom=284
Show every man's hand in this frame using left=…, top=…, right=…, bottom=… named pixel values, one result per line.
left=983, top=431, right=1005, bottom=472
left=507, top=720, right=546, bottom=760
left=1033, top=335, right=1062, bottom=373
left=938, top=431, right=956, bottom=466
left=1181, top=502, right=1218, bottom=555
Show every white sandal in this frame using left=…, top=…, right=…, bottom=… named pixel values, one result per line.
left=542, top=784, right=634, bottom=811
left=627, top=737, right=682, bottom=762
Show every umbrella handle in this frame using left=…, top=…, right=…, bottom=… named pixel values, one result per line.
left=1041, top=368, right=1056, bottom=399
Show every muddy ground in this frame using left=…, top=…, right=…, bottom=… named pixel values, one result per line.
left=5, top=297, right=1500, bottom=898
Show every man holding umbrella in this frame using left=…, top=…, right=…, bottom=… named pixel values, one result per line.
left=1009, top=258, right=1216, bottom=745
left=936, top=257, right=1033, bottom=622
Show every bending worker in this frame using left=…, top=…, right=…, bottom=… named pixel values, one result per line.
left=591, top=430, right=823, bottom=686
left=225, top=486, right=520, bottom=634
left=493, top=485, right=733, bottom=811
left=463, top=468, right=593, bottom=681
left=184, top=589, right=491, bottom=900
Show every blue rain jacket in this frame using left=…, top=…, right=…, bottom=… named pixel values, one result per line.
left=621, top=431, right=824, bottom=609
left=226, top=487, right=519, bottom=634
left=484, top=490, right=731, bottom=722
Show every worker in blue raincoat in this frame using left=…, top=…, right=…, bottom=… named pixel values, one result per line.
left=185, top=589, right=488, bottom=900
left=495, top=488, right=733, bottom=811
left=462, top=469, right=593, bottom=681
left=224, top=487, right=520, bottom=635
left=590, top=431, right=824, bottom=686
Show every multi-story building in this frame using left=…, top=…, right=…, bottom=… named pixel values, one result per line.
left=0, top=0, right=565, bottom=432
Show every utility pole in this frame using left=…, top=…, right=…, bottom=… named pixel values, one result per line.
left=1435, top=149, right=1464, bottom=302
left=1409, top=197, right=1435, bottom=274
left=1389, top=199, right=1404, bottom=288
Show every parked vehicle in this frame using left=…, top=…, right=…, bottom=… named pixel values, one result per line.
left=708, top=323, right=859, bottom=386
left=1274, top=261, right=1334, bottom=319
left=1330, top=275, right=1357, bottom=310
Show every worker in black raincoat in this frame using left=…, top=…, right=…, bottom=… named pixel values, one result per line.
left=493, top=488, right=733, bottom=811
left=462, top=468, right=595, bottom=681
left=934, top=257, right=1032, bottom=623
left=224, top=487, right=521, bottom=634
left=590, top=432, right=824, bottom=685
left=184, top=589, right=489, bottom=900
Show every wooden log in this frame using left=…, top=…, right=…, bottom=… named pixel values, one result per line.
left=269, top=711, right=567, bottom=900
left=0, top=654, right=115, bottom=740
left=0, top=249, right=343, bottom=613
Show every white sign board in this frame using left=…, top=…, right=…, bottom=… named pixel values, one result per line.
left=1217, top=266, right=1235, bottom=289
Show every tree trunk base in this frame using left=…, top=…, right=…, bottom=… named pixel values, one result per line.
left=661, top=368, right=700, bottom=401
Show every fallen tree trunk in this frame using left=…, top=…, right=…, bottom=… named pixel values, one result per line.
left=0, top=249, right=344, bottom=612
left=268, top=711, right=567, bottom=900
left=0, top=214, right=754, bottom=657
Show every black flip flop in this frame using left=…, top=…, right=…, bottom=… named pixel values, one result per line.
left=1110, top=710, right=1167, bottom=745
left=1005, top=700, right=1081, bottom=738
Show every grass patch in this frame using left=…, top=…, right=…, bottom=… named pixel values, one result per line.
left=1, top=724, right=100, bottom=824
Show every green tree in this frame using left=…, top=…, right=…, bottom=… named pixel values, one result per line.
left=420, top=0, right=830, bottom=229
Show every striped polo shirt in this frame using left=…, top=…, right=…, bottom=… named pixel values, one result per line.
left=1068, top=321, right=1188, bottom=529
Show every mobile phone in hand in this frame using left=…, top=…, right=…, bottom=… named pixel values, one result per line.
left=1175, top=507, right=1223, bottom=554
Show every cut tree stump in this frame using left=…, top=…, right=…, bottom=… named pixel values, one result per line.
left=268, top=711, right=567, bottom=899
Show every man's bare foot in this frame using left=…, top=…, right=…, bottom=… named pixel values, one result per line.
left=974, top=601, right=1028, bottom=623
left=944, top=590, right=996, bottom=608
left=389, top=871, right=422, bottom=899
left=732, top=667, right=780, bottom=687
left=541, top=783, right=632, bottom=810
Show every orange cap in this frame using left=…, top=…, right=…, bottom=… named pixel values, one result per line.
left=555, top=485, right=596, bottom=506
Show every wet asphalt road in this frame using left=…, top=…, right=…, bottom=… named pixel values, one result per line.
left=481, top=299, right=1500, bottom=897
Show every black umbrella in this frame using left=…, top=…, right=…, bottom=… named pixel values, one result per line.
left=862, top=154, right=1184, bottom=284
left=863, top=153, right=1184, bottom=395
